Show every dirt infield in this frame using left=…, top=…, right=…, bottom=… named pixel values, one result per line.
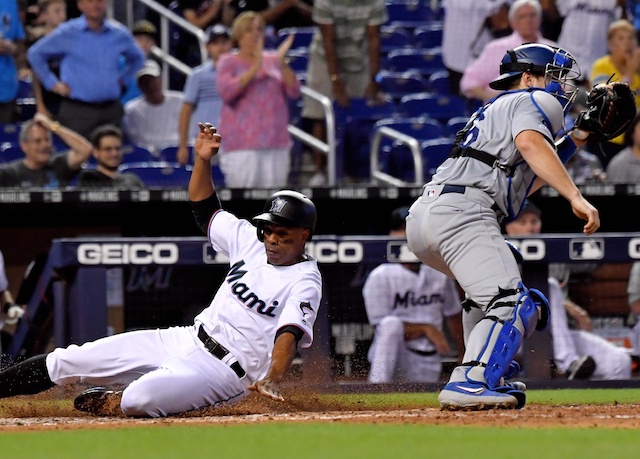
left=2, top=385, right=640, bottom=430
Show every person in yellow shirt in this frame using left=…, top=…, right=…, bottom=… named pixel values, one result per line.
left=590, top=19, right=640, bottom=163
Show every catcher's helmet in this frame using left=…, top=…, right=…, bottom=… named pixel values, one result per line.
left=489, top=43, right=580, bottom=114
left=253, top=190, right=317, bottom=241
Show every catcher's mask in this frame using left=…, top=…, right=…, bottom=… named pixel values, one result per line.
left=253, top=190, right=317, bottom=242
left=490, top=43, right=580, bottom=115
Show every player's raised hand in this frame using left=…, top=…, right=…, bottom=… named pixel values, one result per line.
left=248, top=378, right=285, bottom=402
left=194, top=122, right=221, bottom=161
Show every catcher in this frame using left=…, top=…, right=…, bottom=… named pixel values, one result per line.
left=405, top=43, right=636, bottom=411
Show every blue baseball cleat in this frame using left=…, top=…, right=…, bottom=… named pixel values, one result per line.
left=438, top=381, right=520, bottom=410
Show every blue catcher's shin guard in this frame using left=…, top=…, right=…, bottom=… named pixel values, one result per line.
left=483, top=284, right=549, bottom=388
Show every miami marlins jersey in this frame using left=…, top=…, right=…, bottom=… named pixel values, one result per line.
left=431, top=88, right=565, bottom=218
left=363, top=264, right=461, bottom=353
left=194, top=210, right=322, bottom=382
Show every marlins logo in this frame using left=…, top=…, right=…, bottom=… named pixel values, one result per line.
left=269, top=197, right=287, bottom=213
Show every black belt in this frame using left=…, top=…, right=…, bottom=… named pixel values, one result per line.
left=198, top=325, right=246, bottom=378
left=65, top=98, right=119, bottom=108
left=441, top=184, right=502, bottom=214
left=408, top=348, right=437, bottom=356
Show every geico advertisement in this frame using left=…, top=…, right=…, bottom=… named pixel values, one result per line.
left=203, top=241, right=365, bottom=264
left=77, top=243, right=179, bottom=265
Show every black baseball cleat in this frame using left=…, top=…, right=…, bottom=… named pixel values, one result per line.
left=566, top=355, right=596, bottom=380
left=74, top=386, right=122, bottom=415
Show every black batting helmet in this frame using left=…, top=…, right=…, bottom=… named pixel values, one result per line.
left=253, top=190, right=317, bottom=242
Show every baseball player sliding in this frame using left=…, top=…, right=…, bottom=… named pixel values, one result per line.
left=0, top=122, right=322, bottom=417
left=405, top=43, right=635, bottom=410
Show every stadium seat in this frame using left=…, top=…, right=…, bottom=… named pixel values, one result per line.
left=277, top=26, right=317, bottom=50
left=333, top=98, right=399, bottom=179
left=158, top=145, right=188, bottom=164
left=399, top=92, right=468, bottom=121
left=119, top=162, right=193, bottom=188
left=0, top=122, right=21, bottom=144
left=374, top=116, right=444, bottom=147
left=121, top=145, right=155, bottom=164
left=380, top=25, right=412, bottom=52
left=421, top=137, right=453, bottom=177
left=377, top=70, right=430, bottom=101
left=287, top=49, right=309, bottom=73
left=0, top=143, right=22, bottom=163
left=445, top=116, right=469, bottom=137
left=427, top=70, right=451, bottom=94
left=385, top=1, right=438, bottom=29
left=412, top=22, right=444, bottom=49
left=385, top=47, right=445, bottom=76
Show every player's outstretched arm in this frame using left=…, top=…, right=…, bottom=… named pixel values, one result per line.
left=517, top=130, right=600, bottom=235
left=189, top=122, right=221, bottom=202
left=248, top=332, right=297, bottom=402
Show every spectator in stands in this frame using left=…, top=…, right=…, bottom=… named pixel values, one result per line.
left=0, top=250, right=25, bottom=355
left=121, top=19, right=162, bottom=106
left=606, top=113, right=640, bottom=183
left=363, top=206, right=463, bottom=384
left=505, top=201, right=633, bottom=380
left=122, top=60, right=184, bottom=156
left=0, top=112, right=92, bottom=188
left=177, top=24, right=232, bottom=165
left=216, top=11, right=300, bottom=188
left=27, top=0, right=67, bottom=119
left=627, top=262, right=640, bottom=354
left=224, top=0, right=314, bottom=31
left=460, top=0, right=557, bottom=104
left=77, top=124, right=145, bottom=188
left=556, top=0, right=626, bottom=87
left=442, top=0, right=510, bottom=95
left=179, top=0, right=228, bottom=31
left=565, top=149, right=606, bottom=183
left=0, top=0, right=27, bottom=123
left=589, top=19, right=640, bottom=163
left=27, top=0, right=145, bottom=139
left=301, top=0, right=387, bottom=187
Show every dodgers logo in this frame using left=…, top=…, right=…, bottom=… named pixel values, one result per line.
left=569, top=238, right=604, bottom=261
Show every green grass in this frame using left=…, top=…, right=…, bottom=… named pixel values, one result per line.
left=0, top=389, right=639, bottom=459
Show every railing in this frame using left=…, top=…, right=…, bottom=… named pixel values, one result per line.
left=122, top=0, right=338, bottom=186
left=369, top=126, right=423, bottom=186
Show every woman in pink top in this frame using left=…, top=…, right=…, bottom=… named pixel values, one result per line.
left=216, top=11, right=301, bottom=188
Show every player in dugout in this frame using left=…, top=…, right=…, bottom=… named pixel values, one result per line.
left=0, top=122, right=322, bottom=417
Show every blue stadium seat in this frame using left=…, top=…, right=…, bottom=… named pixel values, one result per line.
left=380, top=25, right=412, bottom=52
left=118, top=162, right=193, bottom=188
left=412, top=22, right=444, bottom=49
left=374, top=116, right=444, bottom=146
left=385, top=47, right=445, bottom=76
left=385, top=1, right=438, bottom=29
left=333, top=98, right=399, bottom=179
left=277, top=26, right=317, bottom=50
left=399, top=92, right=468, bottom=121
left=17, top=78, right=34, bottom=99
left=121, top=145, right=155, bottom=164
left=445, top=116, right=469, bottom=138
left=0, top=122, right=21, bottom=144
left=421, top=137, right=453, bottom=177
left=158, top=145, right=188, bottom=163
left=427, top=70, right=451, bottom=94
left=0, top=143, right=23, bottom=163
left=287, top=49, right=309, bottom=73
left=377, top=70, right=430, bottom=101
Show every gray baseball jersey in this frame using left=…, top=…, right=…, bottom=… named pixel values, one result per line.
left=431, top=88, right=565, bottom=218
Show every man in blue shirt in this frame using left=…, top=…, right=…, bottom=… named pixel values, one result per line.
left=27, top=0, right=144, bottom=138
left=0, top=0, right=26, bottom=123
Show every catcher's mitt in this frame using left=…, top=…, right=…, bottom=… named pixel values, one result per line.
left=573, top=81, right=637, bottom=141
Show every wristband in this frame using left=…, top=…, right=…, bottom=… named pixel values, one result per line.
left=50, top=121, right=60, bottom=133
